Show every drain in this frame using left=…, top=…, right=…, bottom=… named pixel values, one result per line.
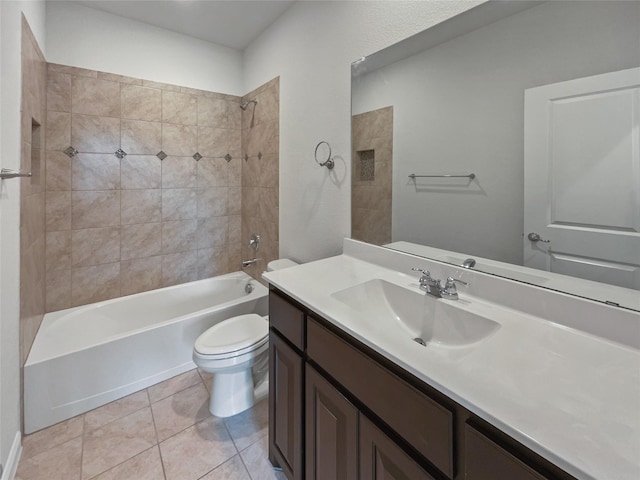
left=413, top=337, right=427, bottom=347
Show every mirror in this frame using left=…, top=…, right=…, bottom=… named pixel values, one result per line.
left=351, top=1, right=640, bottom=311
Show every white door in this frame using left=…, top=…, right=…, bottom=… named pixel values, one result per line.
left=524, top=68, right=640, bottom=289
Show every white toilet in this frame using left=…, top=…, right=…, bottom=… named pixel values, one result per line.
left=193, top=259, right=298, bottom=417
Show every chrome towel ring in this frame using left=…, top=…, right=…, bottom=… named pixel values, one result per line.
left=315, top=141, right=335, bottom=170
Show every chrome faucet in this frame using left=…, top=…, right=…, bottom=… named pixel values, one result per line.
left=412, top=268, right=468, bottom=300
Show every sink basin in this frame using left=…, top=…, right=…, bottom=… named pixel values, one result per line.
left=331, top=279, right=500, bottom=348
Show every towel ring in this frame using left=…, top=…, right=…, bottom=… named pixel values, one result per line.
left=315, top=141, right=335, bottom=170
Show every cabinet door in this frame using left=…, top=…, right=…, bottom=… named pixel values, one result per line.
left=269, top=332, right=303, bottom=480
left=360, top=416, right=436, bottom=480
left=306, top=365, right=358, bottom=480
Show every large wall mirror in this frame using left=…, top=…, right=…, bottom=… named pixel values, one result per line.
left=351, top=1, right=640, bottom=311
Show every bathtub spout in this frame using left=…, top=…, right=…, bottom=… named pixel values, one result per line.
left=242, top=258, right=258, bottom=268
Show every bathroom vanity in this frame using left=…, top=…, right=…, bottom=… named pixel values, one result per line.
left=263, top=240, right=640, bottom=480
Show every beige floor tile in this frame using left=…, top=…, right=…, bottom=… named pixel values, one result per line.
left=240, top=436, right=287, bottom=480
left=198, top=368, right=213, bottom=392
left=151, top=382, right=210, bottom=441
left=16, top=436, right=82, bottom=480
left=148, top=369, right=202, bottom=403
left=90, top=446, right=165, bottom=480
left=200, top=455, right=251, bottom=480
left=84, top=390, right=150, bottom=431
left=81, top=407, right=157, bottom=480
left=22, top=414, right=84, bottom=459
left=224, top=397, right=269, bottom=451
left=159, top=416, right=237, bottom=480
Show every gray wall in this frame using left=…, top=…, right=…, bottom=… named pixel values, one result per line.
left=352, top=1, right=640, bottom=265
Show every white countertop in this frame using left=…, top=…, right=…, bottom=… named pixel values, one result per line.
left=263, top=245, right=640, bottom=480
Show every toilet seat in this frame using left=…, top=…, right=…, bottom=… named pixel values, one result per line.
left=194, top=314, right=268, bottom=360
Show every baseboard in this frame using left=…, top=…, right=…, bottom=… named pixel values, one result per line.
left=1, top=431, right=22, bottom=480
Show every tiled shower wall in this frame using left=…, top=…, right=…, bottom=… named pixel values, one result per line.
left=43, top=65, right=279, bottom=312
left=241, top=78, right=280, bottom=282
left=351, top=106, right=393, bottom=245
left=20, top=16, right=47, bottom=364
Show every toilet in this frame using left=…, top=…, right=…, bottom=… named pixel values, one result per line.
left=193, top=259, right=298, bottom=417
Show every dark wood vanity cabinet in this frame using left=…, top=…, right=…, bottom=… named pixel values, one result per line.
left=268, top=289, right=577, bottom=480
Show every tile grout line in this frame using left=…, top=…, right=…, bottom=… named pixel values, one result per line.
left=146, top=387, right=168, bottom=480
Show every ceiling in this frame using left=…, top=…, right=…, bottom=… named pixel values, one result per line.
left=74, top=0, right=296, bottom=50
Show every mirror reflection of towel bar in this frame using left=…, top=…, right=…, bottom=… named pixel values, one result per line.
left=409, top=173, right=475, bottom=180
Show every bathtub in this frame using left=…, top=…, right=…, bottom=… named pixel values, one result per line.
left=24, top=271, right=268, bottom=434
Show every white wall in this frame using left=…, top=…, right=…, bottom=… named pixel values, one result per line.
left=0, top=0, right=46, bottom=474
left=46, top=1, right=244, bottom=95
left=352, top=1, right=640, bottom=265
left=243, top=1, right=485, bottom=263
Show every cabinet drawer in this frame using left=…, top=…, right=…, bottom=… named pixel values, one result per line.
left=465, top=424, right=548, bottom=480
left=307, top=318, right=454, bottom=478
left=269, top=291, right=305, bottom=350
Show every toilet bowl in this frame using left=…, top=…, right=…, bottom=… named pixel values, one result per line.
left=193, top=258, right=298, bottom=417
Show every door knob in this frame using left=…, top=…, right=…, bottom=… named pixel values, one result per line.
left=527, top=232, right=550, bottom=243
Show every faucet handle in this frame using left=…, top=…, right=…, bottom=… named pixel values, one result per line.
left=442, top=277, right=468, bottom=300
left=411, top=267, right=432, bottom=290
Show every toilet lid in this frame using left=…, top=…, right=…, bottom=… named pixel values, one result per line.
left=194, top=314, right=268, bottom=356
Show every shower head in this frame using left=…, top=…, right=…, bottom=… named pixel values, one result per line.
left=240, top=99, right=258, bottom=110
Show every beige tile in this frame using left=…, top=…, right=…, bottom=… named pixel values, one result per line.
left=198, top=97, right=240, bottom=129
left=71, top=262, right=120, bottom=307
left=121, top=256, right=163, bottom=296
left=16, top=436, right=82, bottom=480
left=162, top=219, right=197, bottom=254
left=84, top=390, right=150, bottom=432
left=71, top=190, right=120, bottom=229
left=47, top=72, right=71, bottom=112
left=197, top=157, right=228, bottom=187
left=97, top=71, right=142, bottom=85
left=121, top=119, right=162, bottom=155
left=159, top=416, right=237, bottom=480
left=141, top=79, right=180, bottom=92
left=121, top=189, right=162, bottom=225
left=21, top=192, right=45, bottom=248
left=239, top=435, right=287, bottom=480
left=197, top=187, right=228, bottom=218
left=162, top=124, right=197, bottom=156
left=121, top=155, right=162, bottom=189
left=46, top=268, right=71, bottom=312
left=253, top=85, right=279, bottom=127
left=162, top=156, right=197, bottom=188
left=224, top=398, right=269, bottom=452
left=45, top=230, right=71, bottom=271
left=163, top=91, right=197, bottom=125
left=71, top=76, right=120, bottom=117
left=72, top=114, right=120, bottom=154
left=197, top=216, right=229, bottom=249
left=242, top=156, right=259, bottom=187
left=71, top=153, right=120, bottom=190
left=81, top=407, right=157, bottom=480
left=197, top=247, right=229, bottom=279
left=148, top=369, right=202, bottom=403
left=245, top=121, right=278, bottom=157
left=228, top=187, right=241, bottom=216
left=241, top=187, right=259, bottom=219
left=151, top=383, right=210, bottom=441
left=259, top=188, right=278, bottom=224
left=46, top=111, right=71, bottom=151
left=121, top=84, right=162, bottom=122
left=228, top=215, right=241, bottom=244
left=91, top=446, right=164, bottom=480
left=228, top=157, right=241, bottom=187
left=258, top=153, right=279, bottom=189
left=48, top=63, right=97, bottom=78
left=21, top=415, right=84, bottom=460
left=70, top=227, right=119, bottom=267
left=121, top=223, right=162, bottom=260
left=162, top=251, right=198, bottom=286
left=198, top=126, right=241, bottom=159
left=200, top=455, right=251, bottom=480
left=46, top=150, right=71, bottom=191
left=45, top=191, right=71, bottom=231
left=162, top=188, right=197, bottom=220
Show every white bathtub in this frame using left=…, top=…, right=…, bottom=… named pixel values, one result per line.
left=24, top=271, right=268, bottom=434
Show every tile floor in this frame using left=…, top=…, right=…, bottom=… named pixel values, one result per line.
left=17, top=369, right=286, bottom=480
